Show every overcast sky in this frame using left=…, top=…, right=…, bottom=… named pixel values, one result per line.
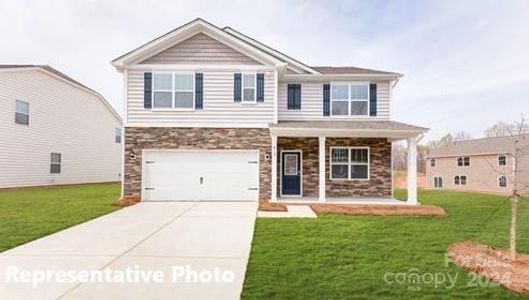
left=1, top=0, right=528, bottom=142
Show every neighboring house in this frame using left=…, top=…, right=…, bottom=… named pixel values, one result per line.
left=426, top=135, right=529, bottom=195
left=0, top=65, right=122, bottom=188
left=112, top=18, right=427, bottom=204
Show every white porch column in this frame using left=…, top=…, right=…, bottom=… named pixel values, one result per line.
left=319, top=136, right=326, bottom=202
left=271, top=135, right=278, bottom=202
left=407, top=137, right=418, bottom=205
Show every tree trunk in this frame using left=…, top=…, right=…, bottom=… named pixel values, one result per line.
left=510, top=195, right=518, bottom=261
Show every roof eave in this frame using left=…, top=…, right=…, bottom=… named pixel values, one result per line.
left=269, top=127, right=426, bottom=139
left=282, top=73, right=402, bottom=82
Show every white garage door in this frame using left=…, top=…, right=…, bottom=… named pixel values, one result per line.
left=143, top=150, right=259, bottom=201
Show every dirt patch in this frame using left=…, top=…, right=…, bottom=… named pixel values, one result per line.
left=259, top=202, right=288, bottom=212
left=394, top=171, right=427, bottom=189
left=309, top=204, right=446, bottom=216
left=113, top=197, right=140, bottom=207
left=448, top=241, right=529, bottom=295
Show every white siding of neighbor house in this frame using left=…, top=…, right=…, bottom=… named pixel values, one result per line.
left=140, top=33, right=261, bottom=65
left=0, top=69, right=122, bottom=188
left=277, top=81, right=391, bottom=120
left=126, top=69, right=276, bottom=126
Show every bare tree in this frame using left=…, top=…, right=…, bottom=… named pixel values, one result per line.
left=427, top=131, right=472, bottom=149
left=484, top=121, right=515, bottom=137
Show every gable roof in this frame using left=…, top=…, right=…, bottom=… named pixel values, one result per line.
left=112, top=18, right=401, bottom=78
left=427, top=135, right=529, bottom=158
left=111, top=18, right=285, bottom=69
left=0, top=65, right=122, bottom=123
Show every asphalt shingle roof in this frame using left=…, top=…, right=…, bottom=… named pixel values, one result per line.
left=427, top=135, right=529, bottom=157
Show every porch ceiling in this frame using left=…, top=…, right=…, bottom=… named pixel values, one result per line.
left=269, top=121, right=428, bottom=139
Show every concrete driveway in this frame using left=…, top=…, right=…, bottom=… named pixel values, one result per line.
left=0, top=202, right=257, bottom=300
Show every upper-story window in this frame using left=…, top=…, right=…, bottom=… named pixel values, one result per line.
left=498, top=155, right=506, bottom=166
left=152, top=73, right=194, bottom=109
left=457, top=156, right=470, bottom=166
left=430, top=158, right=436, bottom=167
left=14, top=100, right=30, bottom=125
left=331, top=83, right=369, bottom=116
left=115, top=128, right=122, bottom=144
left=242, top=73, right=256, bottom=102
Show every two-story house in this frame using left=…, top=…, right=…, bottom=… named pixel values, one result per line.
left=426, top=135, right=529, bottom=195
left=0, top=65, right=122, bottom=188
left=112, top=19, right=427, bottom=204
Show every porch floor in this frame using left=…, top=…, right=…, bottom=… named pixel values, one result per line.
left=276, top=197, right=413, bottom=205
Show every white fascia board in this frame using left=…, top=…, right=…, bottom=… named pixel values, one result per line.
left=124, top=122, right=269, bottom=128
left=128, top=64, right=279, bottom=71
left=112, top=20, right=285, bottom=70
left=223, top=27, right=320, bottom=75
left=282, top=73, right=402, bottom=82
left=268, top=128, right=425, bottom=139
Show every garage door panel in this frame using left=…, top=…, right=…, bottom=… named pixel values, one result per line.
left=143, top=151, right=259, bottom=202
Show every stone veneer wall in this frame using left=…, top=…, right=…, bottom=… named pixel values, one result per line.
left=124, top=127, right=271, bottom=202
left=277, top=137, right=392, bottom=198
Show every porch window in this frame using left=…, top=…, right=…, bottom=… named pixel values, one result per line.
left=331, top=83, right=369, bottom=116
left=330, top=147, right=369, bottom=180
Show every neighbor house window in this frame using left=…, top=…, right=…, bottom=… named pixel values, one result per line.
left=454, top=175, right=460, bottom=185
left=434, top=176, right=443, bottom=188
left=457, top=156, right=470, bottom=166
left=430, top=158, right=436, bottom=167
left=14, top=100, right=29, bottom=125
left=242, top=73, right=256, bottom=102
left=460, top=175, right=467, bottom=185
left=499, top=176, right=507, bottom=187
left=331, top=147, right=369, bottom=180
left=498, top=155, right=506, bottom=166
left=152, top=73, right=195, bottom=109
left=331, top=83, right=369, bottom=116
left=115, top=128, right=122, bottom=144
left=50, top=153, right=61, bottom=174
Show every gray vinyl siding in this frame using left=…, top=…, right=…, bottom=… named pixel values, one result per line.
left=277, top=81, right=391, bottom=120
left=126, top=70, right=275, bottom=126
left=0, top=70, right=122, bottom=188
left=140, top=33, right=261, bottom=65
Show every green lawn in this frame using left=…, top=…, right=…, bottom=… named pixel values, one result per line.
left=0, top=183, right=120, bottom=252
left=242, top=190, right=529, bottom=299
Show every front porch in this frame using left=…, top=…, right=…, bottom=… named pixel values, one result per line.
left=268, top=121, right=427, bottom=205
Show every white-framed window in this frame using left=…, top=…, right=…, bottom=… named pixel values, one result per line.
left=457, top=156, right=470, bottom=166
left=115, top=128, right=122, bottom=144
left=50, top=153, right=61, bottom=174
left=460, top=175, right=467, bottom=185
left=242, top=73, right=256, bottom=102
left=331, top=83, right=369, bottom=116
left=498, top=155, right=506, bottom=166
left=434, top=176, right=443, bottom=188
left=454, top=175, right=460, bottom=185
left=330, top=147, right=369, bottom=180
left=152, top=72, right=195, bottom=109
left=430, top=158, right=436, bottom=167
left=499, top=175, right=507, bottom=187
left=14, top=100, right=29, bottom=125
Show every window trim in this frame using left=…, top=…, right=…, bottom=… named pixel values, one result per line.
left=498, top=155, right=507, bottom=166
left=498, top=175, right=507, bottom=188
left=241, top=72, right=257, bottom=103
left=330, top=82, right=370, bottom=117
left=50, top=153, right=61, bottom=174
left=330, top=146, right=370, bottom=181
left=14, top=99, right=30, bottom=126
left=151, top=72, right=195, bottom=111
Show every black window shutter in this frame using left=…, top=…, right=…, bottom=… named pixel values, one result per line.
left=195, top=73, right=203, bottom=109
left=369, top=83, right=377, bottom=116
left=287, top=84, right=301, bottom=110
left=144, top=72, right=152, bottom=109
left=323, top=84, right=330, bottom=116
left=234, top=73, right=241, bottom=102
left=256, top=73, right=264, bottom=102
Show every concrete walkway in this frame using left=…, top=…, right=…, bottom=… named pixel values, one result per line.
left=258, top=205, right=317, bottom=218
left=0, top=202, right=258, bottom=300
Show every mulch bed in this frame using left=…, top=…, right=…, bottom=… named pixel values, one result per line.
left=309, top=204, right=446, bottom=216
left=113, top=197, right=140, bottom=207
left=448, top=241, right=529, bottom=295
left=259, top=202, right=288, bottom=212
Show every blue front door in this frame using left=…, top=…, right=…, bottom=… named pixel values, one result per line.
left=282, top=152, right=301, bottom=196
